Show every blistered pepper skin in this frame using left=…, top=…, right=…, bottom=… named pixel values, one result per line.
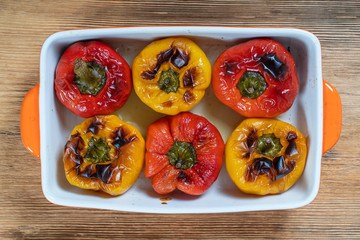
left=212, top=39, right=299, bottom=118
left=55, top=41, right=132, bottom=118
left=63, top=115, right=145, bottom=196
left=226, top=118, right=307, bottom=195
left=145, top=112, right=224, bottom=195
left=132, top=38, right=211, bottom=115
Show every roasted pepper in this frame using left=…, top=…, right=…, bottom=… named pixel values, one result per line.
left=55, top=41, right=132, bottom=118
left=226, top=118, right=307, bottom=195
left=132, top=37, right=211, bottom=115
left=63, top=115, right=145, bottom=196
left=145, top=112, right=224, bottom=195
left=212, top=39, right=299, bottom=118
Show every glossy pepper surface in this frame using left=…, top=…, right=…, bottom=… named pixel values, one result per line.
left=212, top=39, right=299, bottom=118
left=63, top=115, right=145, bottom=196
left=226, top=118, right=307, bottom=195
left=55, top=41, right=132, bottom=118
left=145, top=112, right=224, bottom=195
left=132, top=37, right=211, bottom=115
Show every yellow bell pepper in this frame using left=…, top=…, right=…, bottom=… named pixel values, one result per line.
left=226, top=118, right=307, bottom=195
left=63, top=115, right=145, bottom=196
left=132, top=37, right=211, bottom=115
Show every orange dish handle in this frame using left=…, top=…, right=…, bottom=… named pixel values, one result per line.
left=21, top=84, right=40, bottom=159
left=19, top=81, right=341, bottom=157
left=322, top=80, right=342, bottom=154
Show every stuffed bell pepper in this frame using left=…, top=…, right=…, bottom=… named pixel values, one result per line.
left=55, top=41, right=132, bottom=118
left=145, top=112, right=224, bottom=195
left=212, top=39, right=299, bottom=118
left=63, top=115, right=145, bottom=196
left=226, top=118, right=307, bottom=195
left=132, top=37, right=211, bottom=115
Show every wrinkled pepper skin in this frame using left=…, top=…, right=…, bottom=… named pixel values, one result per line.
left=145, top=112, right=224, bottom=195
left=212, top=39, right=299, bottom=118
left=55, top=41, right=132, bottom=118
left=226, top=118, right=307, bottom=195
left=63, top=115, right=145, bottom=196
left=132, top=37, right=211, bottom=115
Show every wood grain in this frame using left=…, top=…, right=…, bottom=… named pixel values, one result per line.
left=0, top=0, right=359, bottom=239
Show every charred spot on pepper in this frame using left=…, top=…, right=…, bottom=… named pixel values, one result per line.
left=141, top=70, right=157, bottom=80
left=96, top=163, right=113, bottom=183
left=246, top=157, right=276, bottom=182
left=253, top=158, right=273, bottom=174
left=177, top=170, right=192, bottom=184
left=157, top=68, right=180, bottom=93
left=224, top=61, right=238, bottom=76
left=246, top=129, right=258, bottom=149
left=65, top=132, right=84, bottom=155
left=161, top=100, right=173, bottom=108
left=244, top=128, right=257, bottom=158
left=237, top=72, right=267, bottom=99
left=73, top=59, right=107, bottom=96
left=183, top=67, right=197, bottom=88
left=286, top=131, right=298, bottom=141
left=85, top=137, right=110, bottom=164
left=141, top=46, right=189, bottom=80
left=141, top=47, right=174, bottom=80
left=256, top=133, right=283, bottom=158
left=183, top=90, right=195, bottom=104
left=273, top=156, right=295, bottom=180
left=259, top=53, right=288, bottom=80
left=285, top=131, right=298, bottom=156
left=78, top=164, right=97, bottom=179
left=273, top=155, right=285, bottom=173
left=86, top=118, right=105, bottom=134
left=111, top=127, right=137, bottom=149
left=65, top=132, right=85, bottom=165
left=157, top=47, right=175, bottom=64
left=167, top=140, right=198, bottom=170
left=285, top=141, right=298, bottom=156
left=182, top=70, right=193, bottom=88
left=171, top=48, right=189, bottom=69
left=243, top=151, right=251, bottom=159
left=111, top=128, right=127, bottom=149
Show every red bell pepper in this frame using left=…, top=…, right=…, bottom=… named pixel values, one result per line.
left=144, top=112, right=224, bottom=195
left=212, top=39, right=299, bottom=118
left=55, top=41, right=132, bottom=118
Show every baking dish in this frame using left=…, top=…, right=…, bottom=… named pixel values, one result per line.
left=21, top=26, right=341, bottom=213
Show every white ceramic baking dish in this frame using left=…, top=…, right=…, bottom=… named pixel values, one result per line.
left=21, top=26, right=342, bottom=213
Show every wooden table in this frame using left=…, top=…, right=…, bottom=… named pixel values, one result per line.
left=1, top=1, right=359, bottom=239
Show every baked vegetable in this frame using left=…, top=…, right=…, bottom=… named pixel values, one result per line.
left=63, top=115, right=144, bottom=196
left=132, top=37, right=211, bottom=115
left=55, top=41, right=132, bottom=118
left=145, top=112, right=224, bottom=195
left=226, top=118, right=307, bottom=195
left=212, top=39, right=299, bottom=117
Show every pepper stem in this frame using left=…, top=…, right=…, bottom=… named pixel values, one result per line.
left=237, top=71, right=267, bottom=99
left=85, top=137, right=110, bottom=164
left=74, top=59, right=93, bottom=81
left=166, top=140, right=197, bottom=169
left=73, top=59, right=107, bottom=96
left=256, top=133, right=283, bottom=158
left=157, top=68, right=180, bottom=94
